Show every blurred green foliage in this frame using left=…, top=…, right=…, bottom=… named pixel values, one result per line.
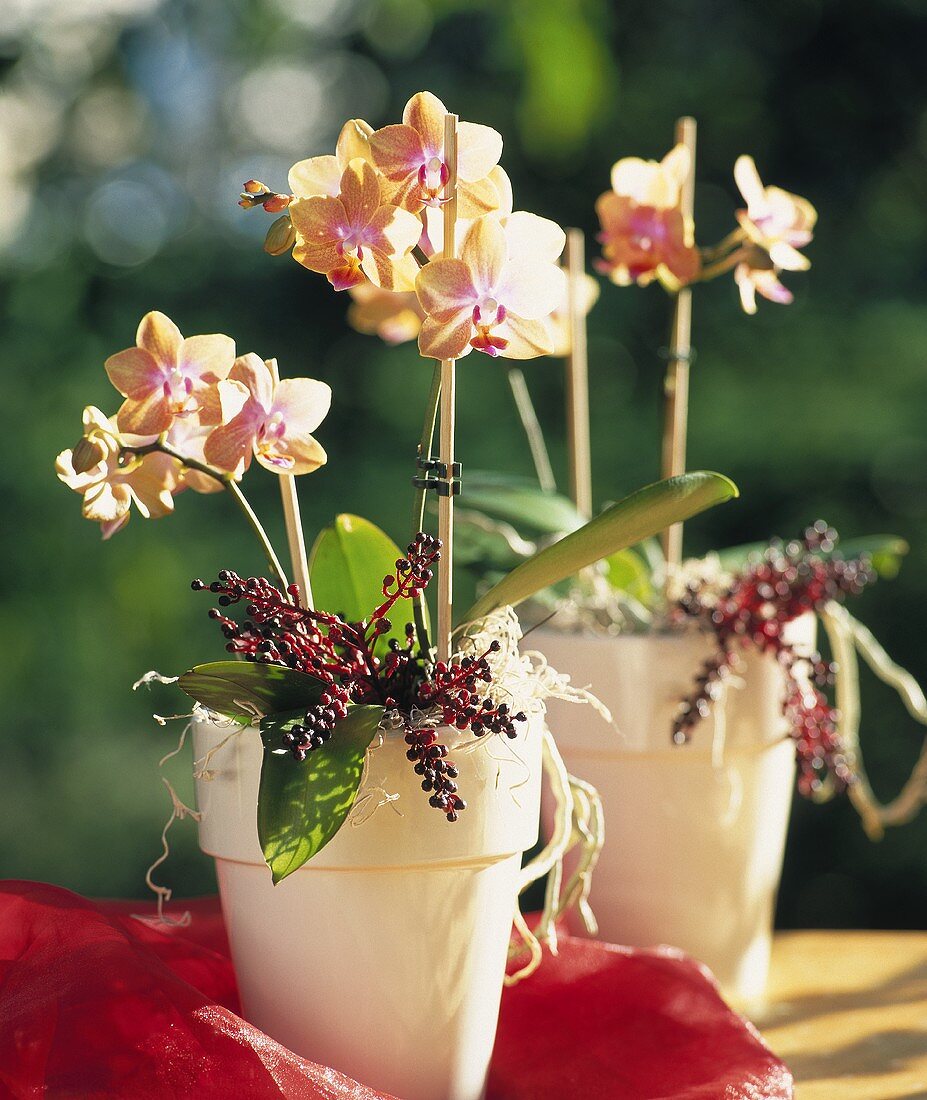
left=2, top=0, right=927, bottom=930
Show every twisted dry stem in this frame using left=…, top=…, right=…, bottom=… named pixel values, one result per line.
left=821, top=600, right=927, bottom=839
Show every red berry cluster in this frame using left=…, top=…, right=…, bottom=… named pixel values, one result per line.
left=670, top=522, right=876, bottom=797
left=192, top=532, right=527, bottom=819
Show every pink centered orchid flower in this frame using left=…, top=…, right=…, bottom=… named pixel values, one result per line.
left=595, top=144, right=700, bottom=289
left=104, top=311, right=236, bottom=436
left=734, top=156, right=816, bottom=272
left=289, top=158, right=422, bottom=292
left=204, top=355, right=331, bottom=476
left=415, top=213, right=566, bottom=361
left=369, top=92, right=505, bottom=219
left=55, top=407, right=178, bottom=539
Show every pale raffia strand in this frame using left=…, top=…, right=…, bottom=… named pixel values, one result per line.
left=821, top=600, right=927, bottom=840
left=456, top=608, right=608, bottom=985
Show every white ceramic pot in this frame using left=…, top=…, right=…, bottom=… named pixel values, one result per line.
left=193, top=713, right=543, bottom=1100
left=534, top=616, right=814, bottom=1006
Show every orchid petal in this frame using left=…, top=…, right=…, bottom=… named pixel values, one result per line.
left=116, top=392, right=172, bottom=436
left=734, top=155, right=766, bottom=210
left=768, top=240, right=810, bottom=272
left=180, top=333, right=236, bottom=382
left=416, top=258, right=477, bottom=320
left=403, top=91, right=447, bottom=157
left=496, top=258, right=566, bottom=321
left=255, top=435, right=327, bottom=476
left=272, top=378, right=332, bottom=436
left=336, top=118, right=374, bottom=165
left=459, top=216, right=506, bottom=296
left=495, top=313, right=555, bottom=359
left=418, top=312, right=472, bottom=360
left=502, top=212, right=566, bottom=265
left=105, top=347, right=162, bottom=400
left=203, top=411, right=258, bottom=473
left=457, top=175, right=504, bottom=219
left=229, top=354, right=275, bottom=412
left=736, top=265, right=758, bottom=315
left=289, top=155, right=342, bottom=199
left=368, top=124, right=425, bottom=182
left=136, top=311, right=182, bottom=367
left=83, top=479, right=132, bottom=525
left=456, top=120, right=503, bottom=183
left=340, top=159, right=383, bottom=230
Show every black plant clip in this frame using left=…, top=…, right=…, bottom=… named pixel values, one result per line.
left=412, top=455, right=462, bottom=497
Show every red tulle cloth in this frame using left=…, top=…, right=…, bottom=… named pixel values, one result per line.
left=0, top=881, right=792, bottom=1099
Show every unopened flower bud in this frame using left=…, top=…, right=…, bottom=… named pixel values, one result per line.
left=262, top=193, right=291, bottom=214
left=71, top=435, right=107, bottom=473
left=263, top=214, right=296, bottom=256
left=243, top=179, right=265, bottom=195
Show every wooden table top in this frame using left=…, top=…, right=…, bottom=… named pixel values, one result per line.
left=754, top=931, right=927, bottom=1099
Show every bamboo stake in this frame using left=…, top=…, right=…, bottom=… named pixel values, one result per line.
left=269, top=358, right=313, bottom=608
left=437, top=113, right=459, bottom=662
left=660, top=116, right=697, bottom=571
left=565, top=228, right=592, bottom=519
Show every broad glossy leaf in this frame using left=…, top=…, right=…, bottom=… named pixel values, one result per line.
left=463, top=470, right=586, bottom=535
left=717, top=533, right=909, bottom=579
left=258, top=704, right=385, bottom=883
left=464, top=472, right=738, bottom=621
left=309, top=513, right=424, bottom=652
left=178, top=661, right=325, bottom=720
left=603, top=547, right=655, bottom=607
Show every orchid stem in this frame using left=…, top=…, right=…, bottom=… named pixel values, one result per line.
left=121, top=441, right=290, bottom=592
left=506, top=367, right=556, bottom=493
left=699, top=227, right=746, bottom=262
left=410, top=361, right=442, bottom=655
left=698, top=248, right=749, bottom=282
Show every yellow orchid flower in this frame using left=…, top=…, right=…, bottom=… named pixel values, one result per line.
left=415, top=212, right=566, bottom=361
left=289, top=158, right=421, bottom=292
left=204, top=355, right=331, bottom=476
left=369, top=91, right=505, bottom=219
left=104, top=311, right=236, bottom=436
left=734, top=155, right=816, bottom=271
left=549, top=271, right=600, bottom=357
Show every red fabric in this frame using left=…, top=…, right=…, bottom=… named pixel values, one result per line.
left=0, top=881, right=792, bottom=1099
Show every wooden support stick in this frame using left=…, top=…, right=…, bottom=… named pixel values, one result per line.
left=437, top=113, right=459, bottom=662
left=661, top=116, right=697, bottom=571
left=565, top=228, right=592, bottom=519
left=269, top=358, right=313, bottom=608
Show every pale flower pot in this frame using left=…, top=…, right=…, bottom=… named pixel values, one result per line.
left=534, top=616, right=814, bottom=1006
left=193, top=712, right=543, bottom=1100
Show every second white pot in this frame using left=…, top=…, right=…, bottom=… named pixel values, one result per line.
left=194, top=713, right=543, bottom=1100
left=534, top=617, right=813, bottom=1005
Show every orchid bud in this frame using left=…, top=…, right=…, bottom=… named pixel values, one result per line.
left=263, top=214, right=296, bottom=256
left=71, top=434, right=107, bottom=473
left=262, top=193, right=292, bottom=214
left=243, top=179, right=265, bottom=194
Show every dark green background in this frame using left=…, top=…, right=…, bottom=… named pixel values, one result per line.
left=3, top=0, right=926, bottom=929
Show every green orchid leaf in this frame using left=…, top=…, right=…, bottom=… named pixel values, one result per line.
left=309, top=514, right=425, bottom=653
left=178, top=661, right=325, bottom=720
left=464, top=472, right=738, bottom=622
left=603, top=547, right=655, bottom=607
left=462, top=470, right=586, bottom=535
left=717, top=533, right=909, bottom=579
left=258, top=704, right=385, bottom=884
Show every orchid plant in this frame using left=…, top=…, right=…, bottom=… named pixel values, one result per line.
left=56, top=92, right=738, bottom=958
